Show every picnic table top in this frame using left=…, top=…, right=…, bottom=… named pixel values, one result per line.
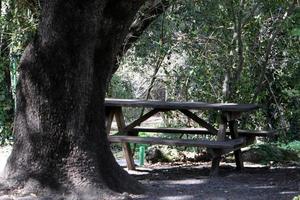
left=105, top=98, right=259, bottom=112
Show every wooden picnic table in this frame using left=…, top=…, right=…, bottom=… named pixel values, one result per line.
left=105, top=98, right=273, bottom=176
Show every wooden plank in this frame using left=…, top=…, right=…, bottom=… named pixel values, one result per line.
left=217, top=116, right=227, bottom=141
left=134, top=127, right=212, bottom=134
left=114, top=107, right=135, bottom=170
left=105, top=108, right=115, bottom=135
left=229, top=120, right=244, bottom=171
left=108, top=136, right=246, bottom=149
left=133, top=127, right=277, bottom=137
left=105, top=98, right=259, bottom=112
left=238, top=129, right=278, bottom=137
left=209, top=149, right=222, bottom=177
left=222, top=111, right=242, bottom=121
left=114, top=107, right=126, bottom=131
left=179, top=109, right=218, bottom=135
left=213, top=115, right=227, bottom=176
left=123, top=109, right=161, bottom=132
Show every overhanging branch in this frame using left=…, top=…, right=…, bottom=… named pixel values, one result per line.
left=112, top=0, right=170, bottom=73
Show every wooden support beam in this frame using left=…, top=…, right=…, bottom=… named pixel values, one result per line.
left=123, top=109, right=161, bottom=132
left=105, top=108, right=115, bottom=135
left=210, top=115, right=227, bottom=176
left=179, top=109, right=218, bottom=135
left=217, top=115, right=227, bottom=141
left=114, top=107, right=135, bottom=170
left=222, top=111, right=242, bottom=121
left=209, top=148, right=223, bottom=177
left=229, top=120, right=244, bottom=171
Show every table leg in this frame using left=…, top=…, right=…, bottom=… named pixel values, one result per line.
left=217, top=119, right=227, bottom=141
left=229, top=120, right=244, bottom=171
left=210, top=115, right=227, bottom=176
left=114, top=107, right=135, bottom=170
left=210, top=148, right=222, bottom=176
left=105, top=108, right=115, bottom=136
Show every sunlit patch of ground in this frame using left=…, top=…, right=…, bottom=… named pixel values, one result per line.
left=0, top=146, right=12, bottom=177
left=1, top=146, right=300, bottom=200
left=128, top=162, right=300, bottom=200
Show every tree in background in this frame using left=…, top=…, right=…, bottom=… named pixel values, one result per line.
left=114, top=0, right=299, bottom=135
left=0, top=0, right=37, bottom=143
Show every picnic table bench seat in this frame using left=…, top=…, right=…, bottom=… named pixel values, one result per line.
left=132, top=127, right=278, bottom=137
left=108, top=135, right=246, bottom=150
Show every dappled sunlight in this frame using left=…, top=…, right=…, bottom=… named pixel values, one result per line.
left=0, top=146, right=12, bottom=177
left=251, top=185, right=277, bottom=189
left=160, top=179, right=208, bottom=185
left=129, top=164, right=300, bottom=200
left=279, top=191, right=299, bottom=195
left=159, top=195, right=195, bottom=200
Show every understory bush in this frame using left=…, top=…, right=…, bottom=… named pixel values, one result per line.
left=243, top=142, right=300, bottom=164
left=280, top=140, right=300, bottom=152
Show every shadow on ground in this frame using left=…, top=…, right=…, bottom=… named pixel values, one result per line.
left=128, top=163, right=300, bottom=200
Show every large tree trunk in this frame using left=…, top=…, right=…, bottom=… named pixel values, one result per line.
left=3, top=0, right=145, bottom=199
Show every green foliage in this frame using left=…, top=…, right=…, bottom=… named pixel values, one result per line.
left=291, top=28, right=300, bottom=36
left=293, top=195, right=300, bottom=200
left=0, top=54, right=13, bottom=144
left=114, top=0, right=300, bottom=137
left=107, top=75, right=134, bottom=99
left=106, top=75, right=142, bottom=122
left=245, top=143, right=299, bottom=164
left=0, top=0, right=38, bottom=143
left=138, top=131, right=150, bottom=138
left=280, top=140, right=300, bottom=152
left=0, top=61, right=13, bottom=144
left=0, top=0, right=299, bottom=147
left=145, top=145, right=180, bottom=163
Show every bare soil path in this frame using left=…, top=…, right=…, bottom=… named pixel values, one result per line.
left=129, top=162, right=300, bottom=200
left=1, top=146, right=299, bottom=199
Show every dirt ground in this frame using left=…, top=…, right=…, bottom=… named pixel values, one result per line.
left=1, top=146, right=300, bottom=200
left=128, top=162, right=300, bottom=200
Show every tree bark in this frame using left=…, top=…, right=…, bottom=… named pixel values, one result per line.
left=4, top=0, right=145, bottom=199
left=251, top=1, right=297, bottom=104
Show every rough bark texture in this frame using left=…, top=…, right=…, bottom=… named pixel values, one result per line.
left=4, top=0, right=145, bottom=199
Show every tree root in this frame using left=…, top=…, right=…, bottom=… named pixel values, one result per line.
left=0, top=178, right=135, bottom=200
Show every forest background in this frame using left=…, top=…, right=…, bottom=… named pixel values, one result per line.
left=0, top=0, right=299, bottom=152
